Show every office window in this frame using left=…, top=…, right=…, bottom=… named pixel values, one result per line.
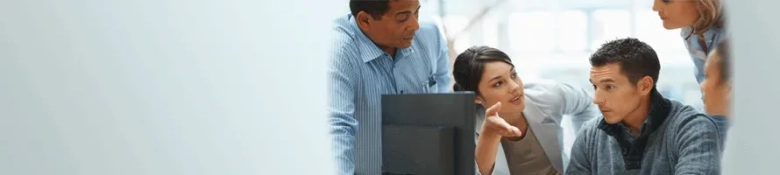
left=635, top=10, right=692, bottom=64
left=454, top=34, right=472, bottom=54
left=632, top=12, right=699, bottom=107
left=443, top=15, right=471, bottom=54
left=482, top=17, right=499, bottom=48
left=508, top=11, right=555, bottom=54
left=558, top=10, right=588, bottom=53
left=635, top=11, right=687, bottom=51
left=589, top=10, right=631, bottom=50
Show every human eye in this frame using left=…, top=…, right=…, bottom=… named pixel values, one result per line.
left=493, top=81, right=503, bottom=87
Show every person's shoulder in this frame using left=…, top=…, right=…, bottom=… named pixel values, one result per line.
left=520, top=80, right=564, bottom=116
left=669, top=100, right=706, bottom=120
left=523, top=79, right=577, bottom=100
left=581, top=115, right=604, bottom=132
left=524, top=79, right=559, bottom=88
left=418, top=21, right=443, bottom=33
left=331, top=14, right=356, bottom=33
left=329, top=14, right=362, bottom=61
left=413, top=22, right=446, bottom=43
left=331, top=15, right=358, bottom=38
left=330, top=14, right=361, bottom=45
left=406, top=22, right=447, bottom=55
left=667, top=101, right=718, bottom=131
left=572, top=116, right=605, bottom=144
left=713, top=26, right=730, bottom=42
left=523, top=79, right=560, bottom=92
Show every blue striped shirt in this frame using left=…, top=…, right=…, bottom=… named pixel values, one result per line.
left=327, top=14, right=451, bottom=175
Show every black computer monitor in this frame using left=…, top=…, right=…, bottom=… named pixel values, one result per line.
left=381, top=92, right=477, bottom=175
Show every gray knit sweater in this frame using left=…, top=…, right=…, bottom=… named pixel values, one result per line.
left=566, top=91, right=722, bottom=175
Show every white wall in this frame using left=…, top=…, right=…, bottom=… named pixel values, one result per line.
left=723, top=0, right=780, bottom=174
left=0, top=0, right=344, bottom=174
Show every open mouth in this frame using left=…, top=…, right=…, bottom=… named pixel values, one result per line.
left=510, top=95, right=522, bottom=103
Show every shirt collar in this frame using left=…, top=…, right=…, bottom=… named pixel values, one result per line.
left=347, top=14, right=415, bottom=63
left=598, top=89, right=672, bottom=136
left=681, top=25, right=727, bottom=43
left=701, top=26, right=725, bottom=42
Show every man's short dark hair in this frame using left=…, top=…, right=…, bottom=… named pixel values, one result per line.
left=714, top=38, right=731, bottom=82
left=350, top=0, right=392, bottom=19
left=590, top=37, right=661, bottom=85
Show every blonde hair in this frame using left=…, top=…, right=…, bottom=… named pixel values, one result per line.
left=691, top=0, right=724, bottom=35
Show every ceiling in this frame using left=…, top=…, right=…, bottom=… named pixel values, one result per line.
left=426, top=0, right=653, bottom=16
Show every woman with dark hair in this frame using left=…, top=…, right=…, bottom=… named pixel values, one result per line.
left=453, top=46, right=598, bottom=175
left=700, top=39, right=732, bottom=138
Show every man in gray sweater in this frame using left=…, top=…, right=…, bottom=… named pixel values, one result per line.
left=566, top=38, right=722, bottom=175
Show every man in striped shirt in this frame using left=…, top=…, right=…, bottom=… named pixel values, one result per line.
left=327, top=0, right=451, bottom=174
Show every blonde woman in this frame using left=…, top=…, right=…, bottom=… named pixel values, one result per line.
left=652, top=0, right=729, bottom=140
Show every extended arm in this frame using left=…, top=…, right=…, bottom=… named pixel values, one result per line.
left=475, top=132, right=502, bottom=175
left=556, top=83, right=600, bottom=133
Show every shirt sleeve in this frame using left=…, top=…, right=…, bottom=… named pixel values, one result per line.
left=328, top=43, right=360, bottom=175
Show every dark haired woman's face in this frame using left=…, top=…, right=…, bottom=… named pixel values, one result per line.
left=476, top=62, right=525, bottom=116
left=701, top=51, right=731, bottom=116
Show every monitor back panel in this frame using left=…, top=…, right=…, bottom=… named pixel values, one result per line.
left=381, top=92, right=476, bottom=175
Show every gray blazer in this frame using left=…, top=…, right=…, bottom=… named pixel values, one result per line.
left=475, top=80, right=599, bottom=175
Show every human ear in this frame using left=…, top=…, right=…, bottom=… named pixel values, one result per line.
left=639, top=76, right=654, bottom=95
left=356, top=11, right=374, bottom=31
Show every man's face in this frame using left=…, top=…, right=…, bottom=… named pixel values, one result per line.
left=357, top=0, right=421, bottom=49
left=590, top=63, right=646, bottom=124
